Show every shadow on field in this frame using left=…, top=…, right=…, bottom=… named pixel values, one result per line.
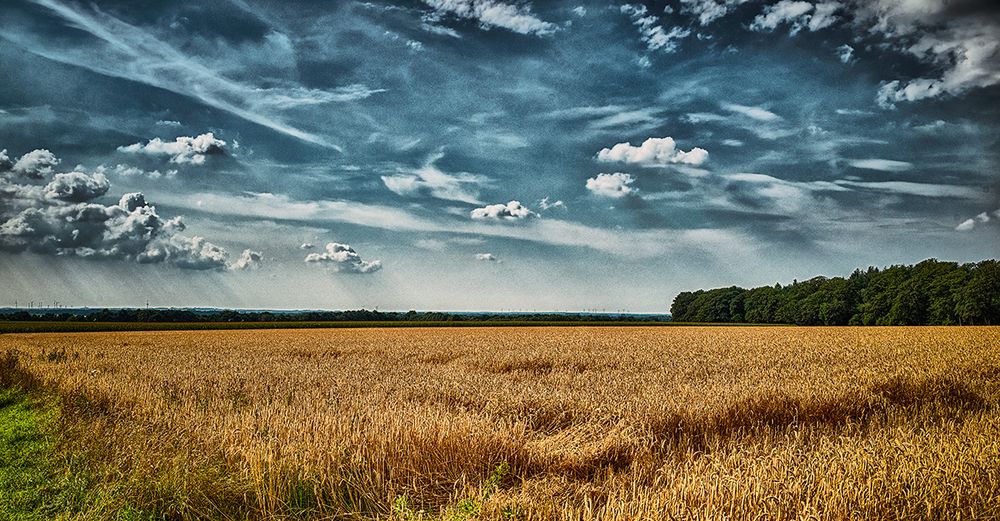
left=514, top=371, right=995, bottom=481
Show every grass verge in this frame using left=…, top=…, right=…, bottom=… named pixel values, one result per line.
left=0, top=386, right=55, bottom=520
left=0, top=387, right=157, bottom=521
left=1, top=380, right=515, bottom=520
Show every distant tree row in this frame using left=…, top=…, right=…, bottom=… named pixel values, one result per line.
left=670, top=259, right=1000, bottom=325
left=0, top=308, right=665, bottom=324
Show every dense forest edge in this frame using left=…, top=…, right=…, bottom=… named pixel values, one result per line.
left=671, top=258, right=1000, bottom=326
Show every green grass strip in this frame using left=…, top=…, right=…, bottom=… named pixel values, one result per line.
left=0, top=387, right=67, bottom=520
left=0, top=388, right=155, bottom=521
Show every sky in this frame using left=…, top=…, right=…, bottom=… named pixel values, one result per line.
left=1, top=0, right=999, bottom=312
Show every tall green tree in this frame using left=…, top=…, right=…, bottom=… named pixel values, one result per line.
left=670, top=258, right=999, bottom=326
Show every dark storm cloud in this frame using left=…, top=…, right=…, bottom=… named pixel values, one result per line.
left=0, top=192, right=229, bottom=270
left=0, top=146, right=258, bottom=270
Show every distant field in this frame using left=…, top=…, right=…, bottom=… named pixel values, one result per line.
left=2, top=326, right=999, bottom=520
left=0, top=320, right=687, bottom=334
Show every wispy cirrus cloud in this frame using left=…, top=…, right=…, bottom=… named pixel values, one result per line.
left=679, top=0, right=751, bottom=26
left=165, top=191, right=448, bottom=233
left=540, top=105, right=666, bottom=134
left=847, top=158, right=913, bottom=172
left=0, top=0, right=363, bottom=150
left=722, top=103, right=782, bottom=122
left=381, top=152, right=487, bottom=204
left=420, top=0, right=556, bottom=36
left=158, top=189, right=748, bottom=259
left=250, top=84, right=387, bottom=110
left=862, top=1, right=1000, bottom=107
left=620, top=4, right=691, bottom=53
left=834, top=180, right=982, bottom=199
left=749, top=1, right=841, bottom=35
left=716, top=103, right=795, bottom=140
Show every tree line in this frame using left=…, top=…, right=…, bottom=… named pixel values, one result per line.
left=0, top=308, right=665, bottom=324
left=670, top=259, right=1000, bottom=325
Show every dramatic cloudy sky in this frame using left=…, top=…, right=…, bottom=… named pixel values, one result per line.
left=1, top=0, right=999, bottom=311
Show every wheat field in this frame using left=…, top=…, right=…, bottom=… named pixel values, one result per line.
left=2, top=326, right=999, bottom=520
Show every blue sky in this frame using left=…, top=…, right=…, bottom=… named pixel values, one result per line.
left=1, top=0, right=998, bottom=311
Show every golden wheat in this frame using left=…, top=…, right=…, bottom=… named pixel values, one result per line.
left=2, top=326, right=999, bottom=520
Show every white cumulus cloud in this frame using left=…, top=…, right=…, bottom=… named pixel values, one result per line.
left=586, top=173, right=635, bottom=198
left=597, top=137, right=709, bottom=166
left=118, top=133, right=226, bottom=165
left=471, top=200, right=537, bottom=220
left=955, top=218, right=976, bottom=231
left=955, top=209, right=999, bottom=231
left=0, top=149, right=13, bottom=171
left=43, top=171, right=110, bottom=202
left=231, top=249, right=263, bottom=270
left=12, top=149, right=61, bottom=178
left=304, top=242, right=382, bottom=274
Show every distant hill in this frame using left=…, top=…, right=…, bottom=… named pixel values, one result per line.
left=671, top=259, right=1000, bottom=326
